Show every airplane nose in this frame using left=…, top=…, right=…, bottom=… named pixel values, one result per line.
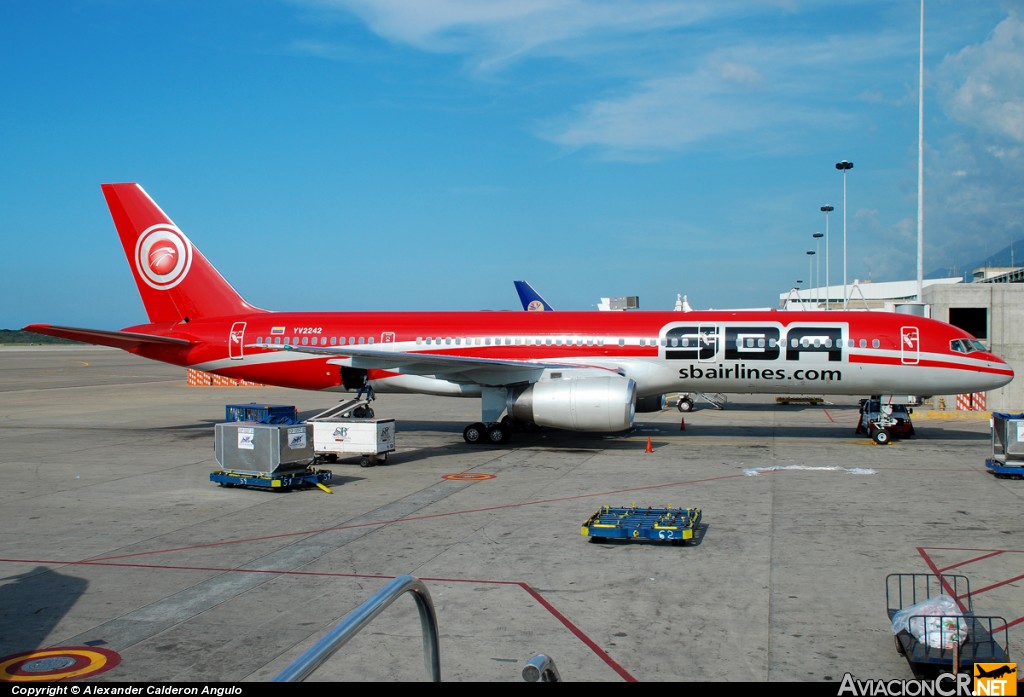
left=985, top=357, right=1015, bottom=390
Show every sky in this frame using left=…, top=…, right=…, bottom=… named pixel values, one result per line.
left=3, top=0, right=1023, bottom=329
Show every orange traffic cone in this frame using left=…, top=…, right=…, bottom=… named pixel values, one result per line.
left=680, top=416, right=686, bottom=431
left=645, top=436, right=653, bottom=453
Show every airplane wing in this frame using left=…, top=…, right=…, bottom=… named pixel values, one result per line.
left=23, top=324, right=194, bottom=351
left=256, top=343, right=620, bottom=386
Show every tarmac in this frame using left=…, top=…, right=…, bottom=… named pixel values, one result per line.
left=0, top=345, right=1021, bottom=684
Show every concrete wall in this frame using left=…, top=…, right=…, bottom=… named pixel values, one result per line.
left=922, top=283, right=1024, bottom=412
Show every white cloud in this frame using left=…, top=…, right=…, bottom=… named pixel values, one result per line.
left=298, top=0, right=723, bottom=67
left=937, top=11, right=1024, bottom=145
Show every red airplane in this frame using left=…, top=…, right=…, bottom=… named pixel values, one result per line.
left=25, top=184, right=1014, bottom=445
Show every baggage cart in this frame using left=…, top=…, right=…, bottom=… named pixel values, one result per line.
left=310, top=418, right=396, bottom=467
left=214, top=422, right=314, bottom=474
left=581, top=505, right=701, bottom=545
left=885, top=573, right=1010, bottom=678
left=986, top=412, right=1024, bottom=479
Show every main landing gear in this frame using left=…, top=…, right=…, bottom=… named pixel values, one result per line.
left=463, top=420, right=511, bottom=445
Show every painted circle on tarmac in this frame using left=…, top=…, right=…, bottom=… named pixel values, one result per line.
left=442, top=473, right=496, bottom=481
left=0, top=646, right=121, bottom=682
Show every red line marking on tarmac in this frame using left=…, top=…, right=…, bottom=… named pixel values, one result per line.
left=917, top=547, right=1024, bottom=633
left=820, top=406, right=837, bottom=423
left=0, top=471, right=743, bottom=681
left=935, top=550, right=1006, bottom=571
left=518, top=582, right=636, bottom=681
left=78, top=472, right=745, bottom=563
left=0, top=558, right=634, bottom=680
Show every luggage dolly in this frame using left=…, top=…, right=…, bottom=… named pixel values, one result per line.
left=581, top=504, right=701, bottom=545
left=885, top=573, right=1010, bottom=679
left=210, top=467, right=334, bottom=493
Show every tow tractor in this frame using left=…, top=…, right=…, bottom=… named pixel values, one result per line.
left=856, top=395, right=918, bottom=445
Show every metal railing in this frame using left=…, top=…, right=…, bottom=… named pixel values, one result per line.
left=273, top=575, right=441, bottom=682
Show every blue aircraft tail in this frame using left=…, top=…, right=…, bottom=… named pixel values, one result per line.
left=514, top=280, right=554, bottom=311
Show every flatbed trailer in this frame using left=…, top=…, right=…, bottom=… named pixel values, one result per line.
left=581, top=505, right=701, bottom=545
left=886, top=573, right=1010, bottom=678
left=210, top=467, right=333, bottom=493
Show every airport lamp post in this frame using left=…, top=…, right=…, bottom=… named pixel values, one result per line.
left=835, top=161, right=854, bottom=309
left=807, top=251, right=815, bottom=309
left=821, top=205, right=833, bottom=310
left=812, top=233, right=823, bottom=308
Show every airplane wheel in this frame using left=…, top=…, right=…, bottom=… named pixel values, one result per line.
left=873, top=429, right=890, bottom=445
left=677, top=397, right=694, bottom=412
left=464, top=422, right=486, bottom=444
left=486, top=423, right=510, bottom=444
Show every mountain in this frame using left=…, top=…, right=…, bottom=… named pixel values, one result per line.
left=927, top=238, right=1024, bottom=280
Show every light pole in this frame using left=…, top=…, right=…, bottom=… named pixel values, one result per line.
left=916, top=0, right=925, bottom=301
left=807, top=251, right=815, bottom=309
left=821, top=205, right=833, bottom=310
left=835, top=161, right=854, bottom=309
left=812, top=232, right=823, bottom=308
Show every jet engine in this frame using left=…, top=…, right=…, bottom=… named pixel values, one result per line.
left=507, top=375, right=636, bottom=432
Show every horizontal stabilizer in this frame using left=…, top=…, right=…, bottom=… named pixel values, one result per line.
left=23, top=324, right=194, bottom=351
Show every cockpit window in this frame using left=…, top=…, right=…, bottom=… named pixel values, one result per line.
left=950, top=338, right=987, bottom=354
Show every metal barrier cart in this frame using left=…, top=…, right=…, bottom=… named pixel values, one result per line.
left=886, top=573, right=1010, bottom=678
left=581, top=505, right=701, bottom=545
left=986, top=412, right=1024, bottom=479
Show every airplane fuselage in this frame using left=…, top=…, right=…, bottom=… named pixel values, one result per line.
left=126, top=309, right=1012, bottom=398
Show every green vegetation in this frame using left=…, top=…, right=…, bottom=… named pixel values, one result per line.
left=0, top=329, right=77, bottom=345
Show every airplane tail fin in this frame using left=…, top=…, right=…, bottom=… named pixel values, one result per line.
left=102, top=183, right=264, bottom=324
left=514, top=280, right=554, bottom=311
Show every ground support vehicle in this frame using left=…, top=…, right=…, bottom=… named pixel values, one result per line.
left=886, top=573, right=1010, bottom=678
left=986, top=412, right=1024, bottom=479
left=307, top=398, right=396, bottom=467
left=856, top=396, right=917, bottom=445
left=581, top=505, right=702, bottom=545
